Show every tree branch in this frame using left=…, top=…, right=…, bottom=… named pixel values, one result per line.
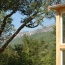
left=0, top=11, right=38, bottom=53
left=26, top=23, right=39, bottom=28
left=0, top=10, right=16, bottom=36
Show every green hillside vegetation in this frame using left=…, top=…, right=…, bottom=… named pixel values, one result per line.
left=0, top=31, right=56, bottom=65
left=31, top=32, right=55, bottom=43
left=10, top=32, right=55, bottom=46
left=9, top=37, right=22, bottom=47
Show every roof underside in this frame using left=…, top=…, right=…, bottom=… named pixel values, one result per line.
left=48, top=4, right=65, bottom=10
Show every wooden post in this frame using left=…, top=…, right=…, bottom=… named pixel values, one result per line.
left=56, top=10, right=61, bottom=65
left=48, top=4, right=65, bottom=65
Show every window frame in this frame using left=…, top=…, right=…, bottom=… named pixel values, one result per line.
left=60, top=12, right=65, bottom=44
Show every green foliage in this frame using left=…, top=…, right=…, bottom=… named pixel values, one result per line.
left=9, top=37, right=22, bottom=47
left=0, top=31, right=56, bottom=65
left=0, top=0, right=55, bottom=29
left=0, top=0, right=56, bottom=63
left=0, top=11, right=15, bottom=44
left=0, top=0, right=56, bottom=52
left=0, top=11, right=14, bottom=32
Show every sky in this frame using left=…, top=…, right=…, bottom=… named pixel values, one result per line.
left=12, top=12, right=55, bottom=32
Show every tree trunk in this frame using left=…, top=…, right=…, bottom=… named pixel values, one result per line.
left=0, top=12, right=37, bottom=53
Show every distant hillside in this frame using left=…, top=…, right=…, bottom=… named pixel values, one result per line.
left=9, top=25, right=55, bottom=46
left=34, top=26, right=53, bottom=33
left=9, top=37, right=22, bottom=46
left=15, top=25, right=54, bottom=38
left=9, top=31, right=55, bottom=46
left=31, top=32, right=55, bottom=44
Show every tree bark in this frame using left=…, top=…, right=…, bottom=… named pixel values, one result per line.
left=0, top=12, right=37, bottom=53
left=0, top=10, right=16, bottom=36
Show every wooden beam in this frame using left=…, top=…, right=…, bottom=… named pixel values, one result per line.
left=48, top=4, right=65, bottom=11
left=60, top=45, right=65, bottom=50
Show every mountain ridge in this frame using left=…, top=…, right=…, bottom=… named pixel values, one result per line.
left=15, top=25, right=54, bottom=38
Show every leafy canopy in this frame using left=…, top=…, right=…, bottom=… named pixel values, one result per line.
left=0, top=0, right=55, bottom=52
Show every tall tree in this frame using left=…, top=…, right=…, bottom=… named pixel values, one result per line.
left=0, top=11, right=15, bottom=44
left=0, top=0, right=55, bottom=53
